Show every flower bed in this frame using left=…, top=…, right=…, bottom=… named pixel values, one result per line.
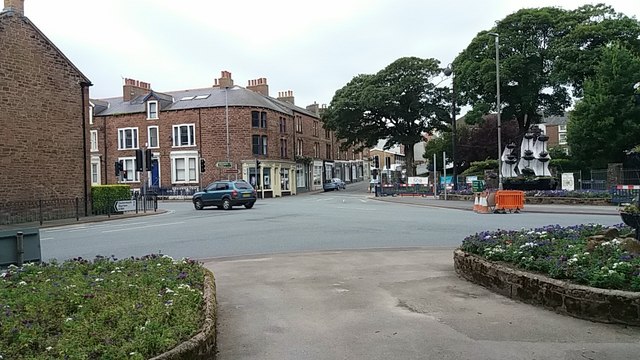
left=460, top=224, right=640, bottom=291
left=0, top=254, right=206, bottom=359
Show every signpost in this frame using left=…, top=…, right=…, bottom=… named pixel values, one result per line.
left=216, top=161, right=233, bottom=168
left=114, top=200, right=136, bottom=212
left=224, top=168, right=239, bottom=174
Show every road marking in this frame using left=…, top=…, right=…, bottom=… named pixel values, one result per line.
left=333, top=206, right=375, bottom=211
left=43, top=221, right=149, bottom=233
left=40, top=237, right=54, bottom=241
left=101, top=221, right=185, bottom=233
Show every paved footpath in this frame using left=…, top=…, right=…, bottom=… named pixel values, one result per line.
left=207, top=248, right=640, bottom=360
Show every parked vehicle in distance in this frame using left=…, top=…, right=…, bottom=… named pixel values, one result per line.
left=192, top=180, right=257, bottom=210
left=323, top=178, right=346, bottom=192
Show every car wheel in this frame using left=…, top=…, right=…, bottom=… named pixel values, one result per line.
left=244, top=202, right=254, bottom=209
left=194, top=199, right=204, bottom=210
left=222, top=198, right=232, bottom=210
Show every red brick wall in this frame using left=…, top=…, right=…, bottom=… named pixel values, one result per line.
left=0, top=14, right=90, bottom=204
left=94, top=105, right=299, bottom=187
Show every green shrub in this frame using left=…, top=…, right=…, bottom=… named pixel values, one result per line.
left=460, top=159, right=498, bottom=176
left=92, top=185, right=131, bottom=214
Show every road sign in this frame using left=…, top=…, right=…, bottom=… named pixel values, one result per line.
left=114, top=200, right=136, bottom=212
left=216, top=161, right=233, bottom=168
left=223, top=168, right=239, bottom=174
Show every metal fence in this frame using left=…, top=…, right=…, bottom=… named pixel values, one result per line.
left=1, top=194, right=157, bottom=226
left=0, top=197, right=85, bottom=226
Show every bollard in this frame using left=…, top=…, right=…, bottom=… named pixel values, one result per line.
left=75, top=197, right=79, bottom=221
left=39, top=199, right=43, bottom=226
left=16, top=231, right=24, bottom=267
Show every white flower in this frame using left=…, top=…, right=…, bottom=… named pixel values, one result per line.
left=583, top=252, right=590, bottom=256
left=65, top=317, right=73, bottom=322
left=0, top=272, right=7, bottom=278
left=157, top=263, right=162, bottom=267
left=567, top=258, right=578, bottom=265
left=162, top=254, right=173, bottom=260
left=567, top=245, right=574, bottom=248
left=165, top=288, right=175, bottom=294
left=46, top=346, right=53, bottom=351
left=520, top=242, right=536, bottom=249
left=608, top=270, right=616, bottom=275
left=18, top=281, right=27, bottom=286
left=129, top=352, right=136, bottom=356
left=94, top=278, right=103, bottom=282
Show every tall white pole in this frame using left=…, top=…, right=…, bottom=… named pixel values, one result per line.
left=443, top=151, right=447, bottom=200
left=494, top=34, right=503, bottom=190
left=433, top=153, right=437, bottom=197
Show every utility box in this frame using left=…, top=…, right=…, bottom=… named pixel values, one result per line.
left=0, top=228, right=41, bottom=267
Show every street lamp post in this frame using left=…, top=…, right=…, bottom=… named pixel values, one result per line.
left=489, top=32, right=503, bottom=190
left=444, top=64, right=457, bottom=190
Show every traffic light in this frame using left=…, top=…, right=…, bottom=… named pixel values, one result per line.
left=256, top=159, right=261, bottom=168
left=200, top=158, right=206, bottom=173
left=145, top=149, right=152, bottom=171
left=135, top=149, right=143, bottom=172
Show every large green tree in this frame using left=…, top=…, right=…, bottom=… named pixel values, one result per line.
left=322, top=57, right=450, bottom=176
left=567, top=44, right=640, bottom=168
left=424, top=116, right=519, bottom=173
left=454, top=5, right=640, bottom=145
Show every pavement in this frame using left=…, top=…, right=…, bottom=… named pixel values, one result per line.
left=208, top=248, right=640, bottom=360
left=205, top=189, right=636, bottom=360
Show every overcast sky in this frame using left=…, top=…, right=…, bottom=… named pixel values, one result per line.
left=22, top=0, right=640, bottom=108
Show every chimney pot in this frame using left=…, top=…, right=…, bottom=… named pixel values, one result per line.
left=3, top=0, right=24, bottom=14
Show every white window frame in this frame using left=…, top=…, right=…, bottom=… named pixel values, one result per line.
left=88, top=104, right=94, bottom=125
left=297, top=139, right=303, bottom=156
left=172, top=124, right=196, bottom=147
left=119, top=157, right=139, bottom=182
left=559, top=132, right=567, bottom=145
left=170, top=151, right=199, bottom=184
left=147, top=100, right=159, bottom=120
left=558, top=125, right=567, bottom=132
left=90, top=156, right=101, bottom=185
left=148, top=126, right=159, bottom=149
left=118, top=127, right=139, bottom=150
left=90, top=130, right=98, bottom=152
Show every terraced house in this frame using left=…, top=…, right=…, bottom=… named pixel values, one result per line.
left=90, top=71, right=368, bottom=198
left=0, top=0, right=93, bottom=220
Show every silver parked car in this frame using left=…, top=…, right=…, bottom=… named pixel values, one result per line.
left=323, top=178, right=346, bottom=191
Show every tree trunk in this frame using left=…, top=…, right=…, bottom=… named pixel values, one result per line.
left=404, top=143, right=415, bottom=177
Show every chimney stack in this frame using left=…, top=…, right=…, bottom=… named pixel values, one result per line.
left=247, top=77, right=269, bottom=96
left=123, top=78, right=152, bottom=102
left=3, top=0, right=24, bottom=14
left=213, top=70, right=234, bottom=88
left=277, top=90, right=295, bottom=105
left=306, top=101, right=319, bottom=115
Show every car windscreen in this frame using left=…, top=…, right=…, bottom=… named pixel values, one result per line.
left=234, top=182, right=252, bottom=189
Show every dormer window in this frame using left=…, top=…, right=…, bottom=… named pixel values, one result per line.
left=147, top=100, right=158, bottom=119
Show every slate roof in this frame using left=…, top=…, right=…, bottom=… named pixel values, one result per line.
left=541, top=114, right=569, bottom=125
left=93, top=85, right=319, bottom=118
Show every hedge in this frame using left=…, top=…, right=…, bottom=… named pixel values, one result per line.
left=92, top=185, right=131, bottom=214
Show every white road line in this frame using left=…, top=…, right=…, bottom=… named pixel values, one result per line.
left=40, top=237, right=54, bottom=241
left=101, top=221, right=185, bottom=233
left=333, top=206, right=375, bottom=211
left=43, top=221, right=149, bottom=233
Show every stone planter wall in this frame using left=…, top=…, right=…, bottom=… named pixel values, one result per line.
left=454, top=249, right=640, bottom=326
left=150, top=269, right=217, bottom=360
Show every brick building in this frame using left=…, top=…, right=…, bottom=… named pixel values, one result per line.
left=91, top=71, right=367, bottom=198
left=0, top=0, right=92, bottom=211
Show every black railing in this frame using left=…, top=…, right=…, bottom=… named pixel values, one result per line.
left=1, top=197, right=84, bottom=226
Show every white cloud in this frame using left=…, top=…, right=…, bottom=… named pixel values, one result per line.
left=22, top=0, right=640, bottom=107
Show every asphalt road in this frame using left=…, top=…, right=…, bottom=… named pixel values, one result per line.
left=40, top=182, right=620, bottom=262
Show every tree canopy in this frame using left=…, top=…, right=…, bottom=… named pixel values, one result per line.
left=322, top=57, right=450, bottom=176
left=567, top=44, right=640, bottom=168
left=454, top=4, right=640, bottom=145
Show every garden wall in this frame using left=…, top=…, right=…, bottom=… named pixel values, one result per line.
left=454, top=249, right=640, bottom=326
left=151, top=269, right=217, bottom=360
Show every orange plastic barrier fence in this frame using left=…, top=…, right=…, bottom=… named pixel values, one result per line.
left=495, top=190, right=525, bottom=212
